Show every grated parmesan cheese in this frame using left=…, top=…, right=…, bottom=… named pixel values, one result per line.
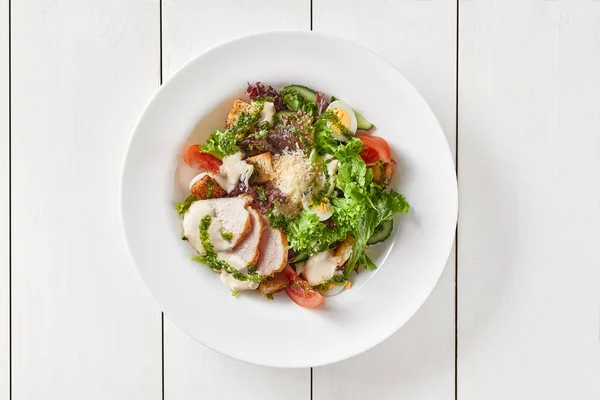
left=271, top=150, right=316, bottom=216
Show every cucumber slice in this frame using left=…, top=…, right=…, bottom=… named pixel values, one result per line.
left=273, top=110, right=295, bottom=123
left=282, top=85, right=317, bottom=103
left=330, top=96, right=374, bottom=131
left=367, top=220, right=393, bottom=245
left=355, top=113, right=375, bottom=131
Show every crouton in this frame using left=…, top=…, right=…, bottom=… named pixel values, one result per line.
left=369, top=163, right=384, bottom=185
left=190, top=174, right=227, bottom=200
left=226, top=99, right=256, bottom=129
left=334, top=236, right=356, bottom=266
left=257, top=270, right=289, bottom=297
left=383, top=160, right=396, bottom=185
left=247, top=152, right=275, bottom=184
left=370, top=160, right=396, bottom=186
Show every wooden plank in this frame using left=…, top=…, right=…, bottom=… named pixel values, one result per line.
left=11, top=1, right=162, bottom=398
left=161, top=1, right=311, bottom=399
left=0, top=0, right=8, bottom=397
left=458, top=1, right=600, bottom=399
left=312, top=1, right=457, bottom=399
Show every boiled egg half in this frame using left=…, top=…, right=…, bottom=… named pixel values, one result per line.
left=326, top=100, right=357, bottom=141
left=311, top=198, right=333, bottom=221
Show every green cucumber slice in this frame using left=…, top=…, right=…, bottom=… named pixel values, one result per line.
left=282, top=85, right=317, bottom=103
left=367, top=220, right=393, bottom=245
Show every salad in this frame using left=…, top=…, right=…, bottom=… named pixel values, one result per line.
left=176, top=82, right=409, bottom=308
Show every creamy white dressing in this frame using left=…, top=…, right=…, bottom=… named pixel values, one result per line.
left=220, top=272, right=259, bottom=291
left=187, top=152, right=253, bottom=194
left=303, top=250, right=340, bottom=286
left=217, top=251, right=247, bottom=271
left=295, top=261, right=305, bottom=277
left=259, top=101, right=276, bottom=125
left=326, top=159, right=339, bottom=196
left=215, top=152, right=254, bottom=193
left=182, top=201, right=233, bottom=253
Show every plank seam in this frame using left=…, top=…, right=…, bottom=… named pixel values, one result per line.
left=454, top=0, right=459, bottom=399
left=8, top=0, right=11, bottom=398
left=159, top=1, right=164, bottom=400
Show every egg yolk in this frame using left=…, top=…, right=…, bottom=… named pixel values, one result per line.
left=331, top=108, right=351, bottom=134
left=313, top=198, right=331, bottom=213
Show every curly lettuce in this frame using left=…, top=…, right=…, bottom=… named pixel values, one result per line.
left=285, top=209, right=347, bottom=256
left=202, top=112, right=261, bottom=159
left=280, top=88, right=318, bottom=117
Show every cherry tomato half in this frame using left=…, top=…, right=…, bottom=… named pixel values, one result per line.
left=283, top=265, right=324, bottom=308
left=183, top=145, right=222, bottom=174
left=359, top=147, right=380, bottom=165
left=356, top=135, right=391, bottom=163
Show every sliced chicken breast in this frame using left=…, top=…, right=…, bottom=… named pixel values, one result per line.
left=256, top=214, right=288, bottom=276
left=218, top=208, right=264, bottom=270
left=182, top=196, right=252, bottom=253
left=210, top=197, right=252, bottom=248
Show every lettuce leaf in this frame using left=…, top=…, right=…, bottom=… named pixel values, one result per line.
left=357, top=250, right=377, bottom=271
left=280, top=89, right=318, bottom=116
left=201, top=129, right=239, bottom=159
left=285, top=209, right=347, bottom=255
left=343, top=190, right=410, bottom=275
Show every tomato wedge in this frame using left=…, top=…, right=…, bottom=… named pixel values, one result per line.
left=183, top=145, right=222, bottom=174
left=357, top=135, right=391, bottom=163
left=283, top=265, right=324, bottom=308
left=359, top=147, right=380, bottom=165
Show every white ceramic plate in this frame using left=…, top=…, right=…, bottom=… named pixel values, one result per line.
left=120, top=31, right=457, bottom=368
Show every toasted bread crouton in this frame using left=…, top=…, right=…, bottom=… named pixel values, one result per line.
left=257, top=270, right=289, bottom=297
left=226, top=99, right=256, bottom=129
left=370, top=160, right=396, bottom=186
left=369, top=163, right=384, bottom=185
left=383, top=160, right=396, bottom=186
left=247, top=152, right=275, bottom=184
left=190, top=174, right=227, bottom=200
left=334, top=236, right=356, bottom=267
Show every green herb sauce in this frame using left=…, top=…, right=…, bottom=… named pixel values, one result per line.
left=314, top=274, right=348, bottom=291
left=320, top=110, right=352, bottom=138
left=220, top=231, right=233, bottom=241
left=175, top=195, right=198, bottom=216
left=192, top=216, right=264, bottom=284
left=201, top=106, right=263, bottom=159
left=256, top=185, right=267, bottom=201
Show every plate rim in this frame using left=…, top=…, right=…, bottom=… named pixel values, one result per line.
left=119, top=30, right=458, bottom=368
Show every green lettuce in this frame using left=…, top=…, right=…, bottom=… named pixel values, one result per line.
left=280, top=89, right=318, bottom=116
left=201, top=129, right=239, bottom=159
left=202, top=111, right=261, bottom=159
left=285, top=209, right=347, bottom=255
left=343, top=189, right=410, bottom=275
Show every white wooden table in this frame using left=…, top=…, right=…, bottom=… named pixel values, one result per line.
left=2, top=0, right=600, bottom=398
